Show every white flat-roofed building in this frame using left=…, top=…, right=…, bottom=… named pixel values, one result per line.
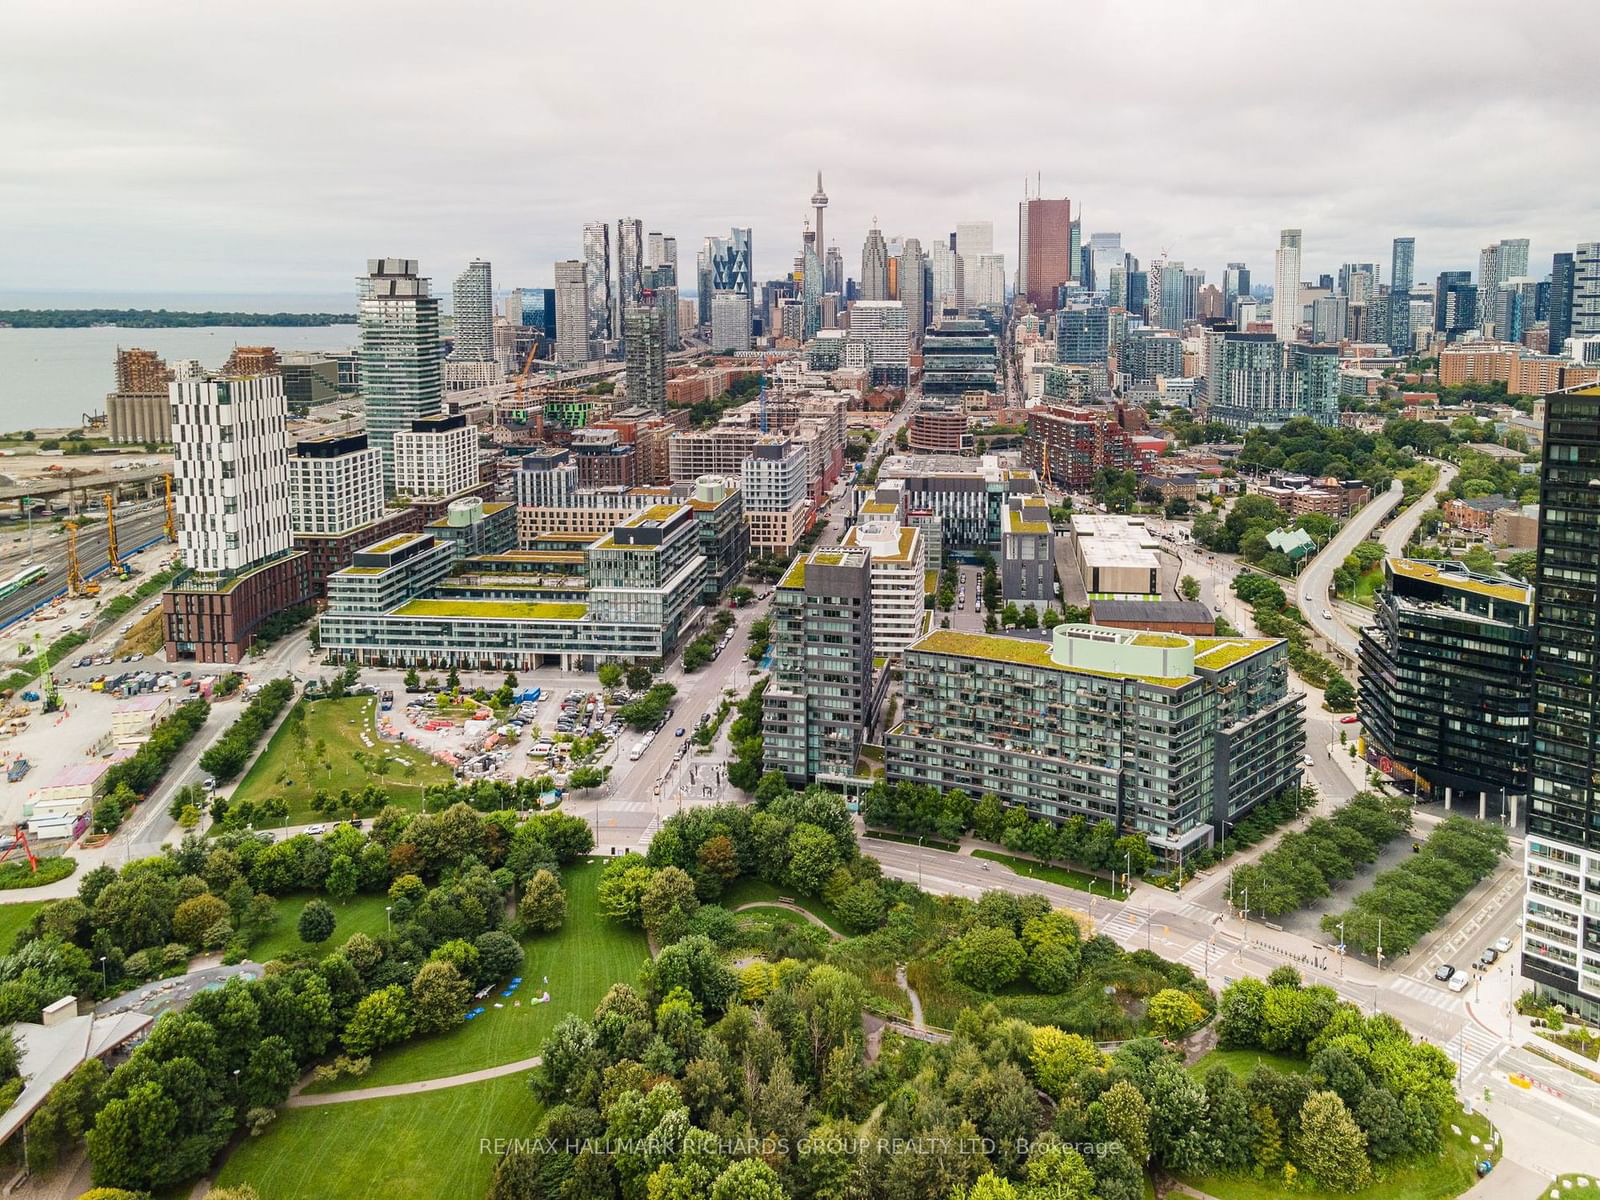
left=842, top=518, right=926, bottom=654
left=289, top=432, right=385, bottom=535
left=393, top=414, right=478, bottom=499
left=1071, top=513, right=1160, bottom=598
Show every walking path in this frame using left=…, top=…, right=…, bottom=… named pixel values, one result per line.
left=895, top=963, right=925, bottom=1030
left=285, top=1052, right=544, bottom=1108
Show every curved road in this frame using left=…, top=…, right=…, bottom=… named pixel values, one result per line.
left=1297, top=459, right=1457, bottom=661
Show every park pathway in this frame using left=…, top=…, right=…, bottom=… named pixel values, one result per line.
left=285, top=1053, right=543, bottom=1108
left=895, top=963, right=925, bottom=1030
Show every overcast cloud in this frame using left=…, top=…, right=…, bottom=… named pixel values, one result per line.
left=3, top=0, right=1596, bottom=301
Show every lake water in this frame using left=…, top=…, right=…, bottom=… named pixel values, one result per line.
left=0, top=325, right=359, bottom=431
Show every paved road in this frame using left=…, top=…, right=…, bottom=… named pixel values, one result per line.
left=1297, top=459, right=1459, bottom=662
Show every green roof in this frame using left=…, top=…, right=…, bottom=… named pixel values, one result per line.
left=1388, top=558, right=1531, bottom=605
left=394, top=598, right=588, bottom=621
left=910, top=629, right=1197, bottom=689
left=779, top=557, right=807, bottom=590
left=364, top=533, right=425, bottom=555
left=1192, top=638, right=1274, bottom=670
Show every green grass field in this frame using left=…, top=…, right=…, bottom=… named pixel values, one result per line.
left=0, top=900, right=44, bottom=953
left=248, top=893, right=393, bottom=963
left=231, top=696, right=451, bottom=824
left=1181, top=1098, right=1496, bottom=1200
left=1537, top=1177, right=1600, bottom=1200
left=1189, top=1047, right=1310, bottom=1078
left=722, top=877, right=845, bottom=934
left=735, top=904, right=818, bottom=930
left=969, top=849, right=1126, bottom=899
left=214, top=1075, right=540, bottom=1200
left=302, top=860, right=647, bottom=1093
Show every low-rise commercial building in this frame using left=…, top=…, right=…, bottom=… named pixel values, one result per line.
left=1071, top=514, right=1160, bottom=598
left=887, top=624, right=1304, bottom=858
left=1090, top=598, right=1215, bottom=635
left=1357, top=558, right=1532, bottom=812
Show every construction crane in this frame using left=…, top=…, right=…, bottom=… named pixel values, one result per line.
left=103, top=491, right=123, bottom=579
left=163, top=474, right=177, bottom=543
left=64, top=520, right=87, bottom=596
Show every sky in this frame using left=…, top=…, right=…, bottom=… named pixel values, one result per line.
left=3, top=0, right=1596, bottom=304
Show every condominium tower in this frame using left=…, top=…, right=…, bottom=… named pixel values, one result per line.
left=1273, top=229, right=1302, bottom=339
left=449, top=259, right=494, bottom=362
left=357, top=258, right=444, bottom=488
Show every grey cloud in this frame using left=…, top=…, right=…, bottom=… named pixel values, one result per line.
left=1, top=0, right=1596, bottom=297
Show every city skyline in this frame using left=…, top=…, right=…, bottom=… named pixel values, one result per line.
left=4, top=1, right=1596, bottom=296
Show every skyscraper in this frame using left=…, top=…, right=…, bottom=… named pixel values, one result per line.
left=358, top=258, right=444, bottom=488
left=1522, top=383, right=1600, bottom=1018
left=1434, top=271, right=1474, bottom=338
left=1273, top=229, right=1303, bottom=340
left=615, top=218, right=644, bottom=340
left=801, top=244, right=823, bottom=342
left=1389, top=237, right=1415, bottom=353
left=810, top=172, right=828, bottom=261
left=1019, top=196, right=1073, bottom=310
left=624, top=305, right=666, bottom=412
left=1057, top=304, right=1108, bottom=365
left=899, top=238, right=926, bottom=345
left=582, top=222, right=613, bottom=343
left=1549, top=252, right=1575, bottom=355
left=449, top=259, right=494, bottom=362
left=824, top=245, right=843, bottom=297
left=1478, top=238, right=1531, bottom=335
left=710, top=291, right=752, bottom=353
left=1573, top=243, right=1600, bottom=341
left=860, top=225, right=890, bottom=301
left=699, top=228, right=753, bottom=326
left=554, top=259, right=590, bottom=368
left=1223, top=262, right=1251, bottom=312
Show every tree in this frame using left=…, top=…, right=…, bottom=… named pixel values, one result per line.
left=1030, top=1026, right=1103, bottom=1097
left=1145, top=1061, right=1211, bottom=1172
left=1095, top=1078, right=1151, bottom=1163
left=950, top=924, right=1025, bottom=990
left=709, top=1157, right=785, bottom=1200
left=475, top=930, right=524, bottom=984
left=785, top=823, right=841, bottom=896
left=1147, top=988, right=1205, bottom=1039
left=640, top=866, right=700, bottom=944
left=1180, top=575, right=1201, bottom=602
left=522, top=868, right=567, bottom=933
left=172, top=893, right=230, bottom=946
left=324, top=854, right=359, bottom=903
left=1294, top=1089, right=1372, bottom=1192
left=1019, top=606, right=1038, bottom=630
left=412, top=961, right=470, bottom=1033
left=297, top=898, right=336, bottom=945
left=86, top=1081, right=180, bottom=1191
left=1217, top=977, right=1268, bottom=1047
left=404, top=667, right=421, bottom=691
left=597, top=663, right=624, bottom=689
left=343, top=984, right=416, bottom=1055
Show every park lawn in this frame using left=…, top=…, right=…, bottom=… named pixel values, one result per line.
left=970, top=848, right=1127, bottom=899
left=1189, top=1047, right=1310, bottom=1078
left=1539, top=1178, right=1600, bottom=1200
left=722, top=877, right=845, bottom=934
left=248, top=893, right=393, bottom=963
left=736, top=904, right=819, bottom=930
left=214, top=1075, right=540, bottom=1200
left=1179, top=1101, right=1496, bottom=1200
left=303, top=860, right=647, bottom=1093
left=0, top=900, right=45, bottom=953
left=1347, top=565, right=1384, bottom=609
left=230, top=696, right=451, bottom=824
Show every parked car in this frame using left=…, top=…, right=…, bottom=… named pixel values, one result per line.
left=1339, top=715, right=1360, bottom=724
left=1434, top=964, right=1456, bottom=981
left=1448, top=974, right=1470, bottom=993
left=674, top=727, right=686, bottom=737
left=1492, top=936, right=1514, bottom=954
left=1479, top=947, right=1499, bottom=966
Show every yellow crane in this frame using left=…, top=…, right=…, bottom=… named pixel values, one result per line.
left=163, top=474, right=176, bottom=543
left=64, top=521, right=97, bottom=597
left=103, top=492, right=123, bottom=579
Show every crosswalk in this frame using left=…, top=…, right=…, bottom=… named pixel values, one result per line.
left=1387, top=975, right=1461, bottom=1012
left=1441, top=1022, right=1503, bottom=1082
left=1099, top=909, right=1141, bottom=942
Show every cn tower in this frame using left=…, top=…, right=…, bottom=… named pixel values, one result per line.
left=810, top=171, right=828, bottom=258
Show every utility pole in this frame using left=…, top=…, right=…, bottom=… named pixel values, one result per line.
left=1337, top=919, right=1346, bottom=978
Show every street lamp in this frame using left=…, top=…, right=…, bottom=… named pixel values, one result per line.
left=1336, top=920, right=1345, bottom=978
left=385, top=906, right=392, bottom=937
left=99, top=955, right=107, bottom=990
